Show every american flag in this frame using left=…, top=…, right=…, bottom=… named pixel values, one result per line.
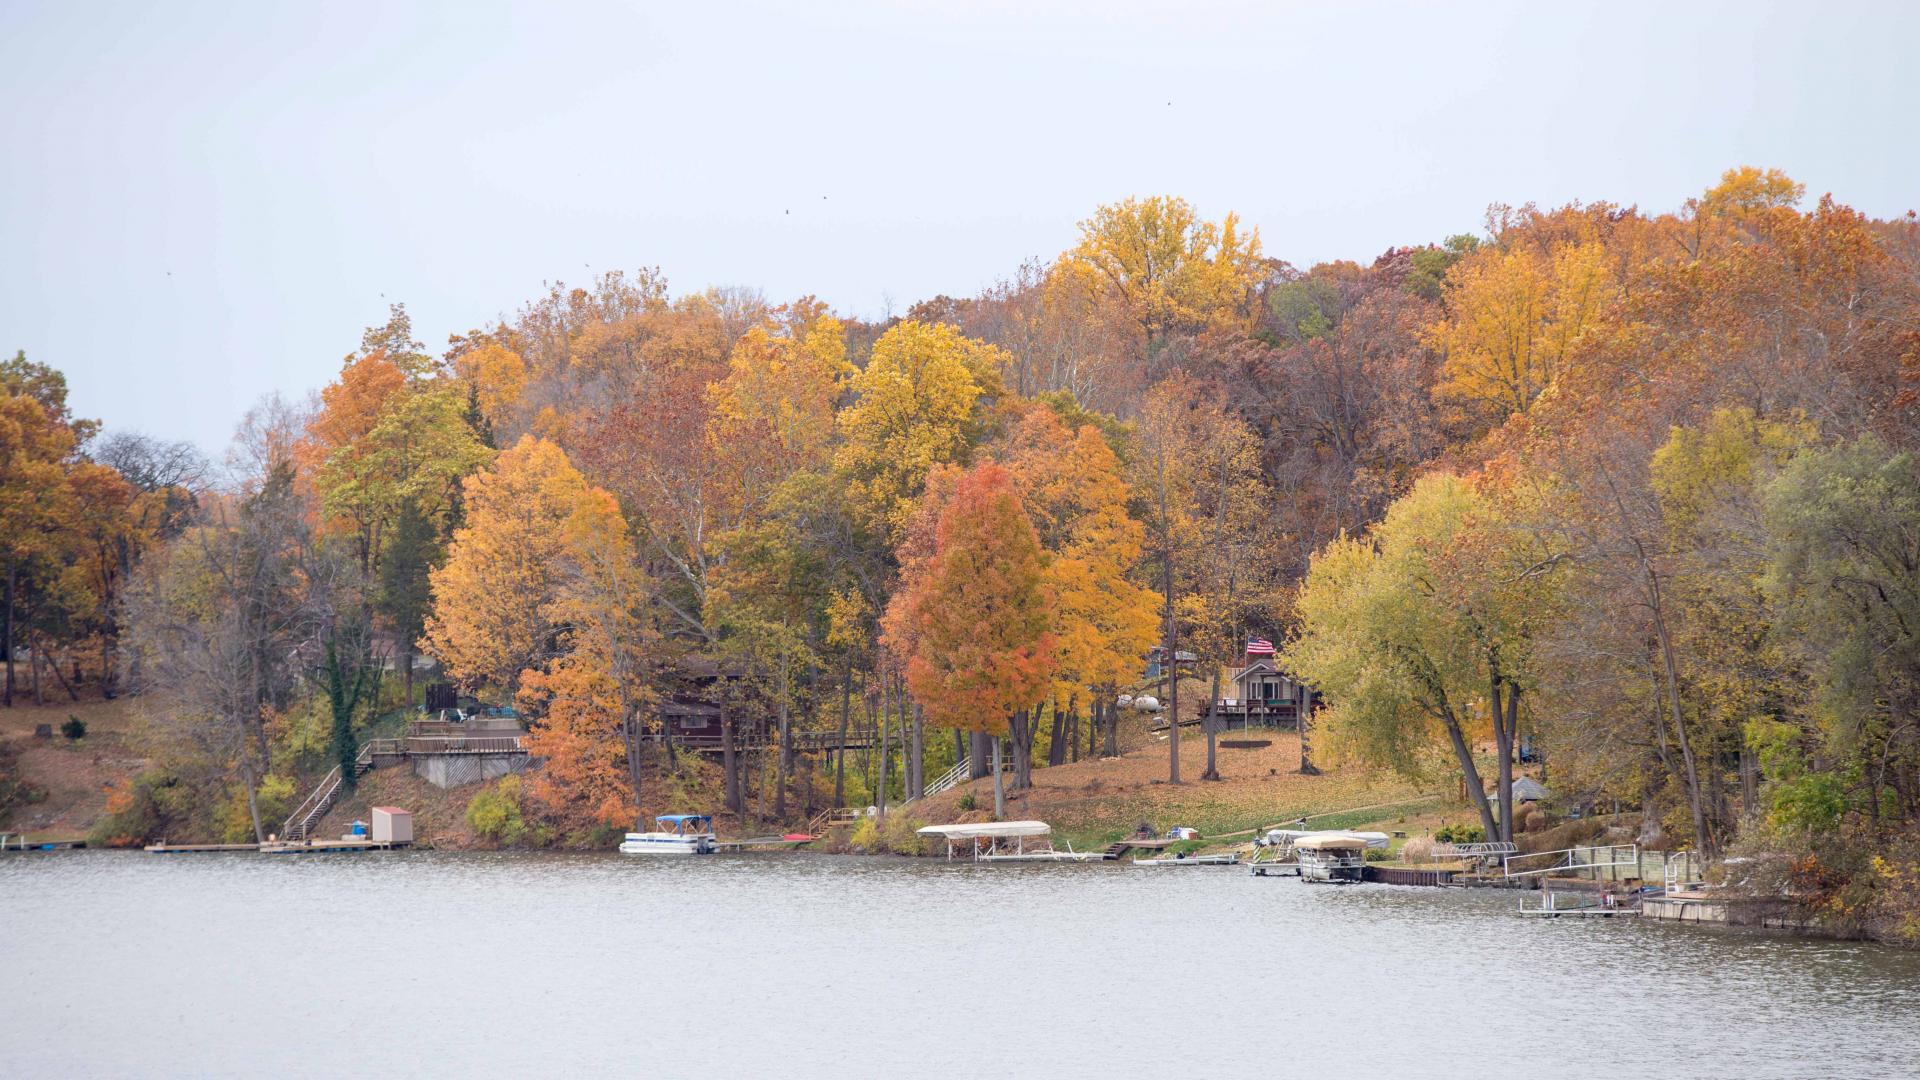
left=1245, top=637, right=1276, bottom=656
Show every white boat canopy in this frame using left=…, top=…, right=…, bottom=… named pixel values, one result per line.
left=917, top=820, right=1052, bottom=840
left=1265, top=829, right=1390, bottom=849
left=1293, top=832, right=1372, bottom=851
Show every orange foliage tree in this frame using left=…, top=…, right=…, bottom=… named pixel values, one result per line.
left=899, top=462, right=1056, bottom=818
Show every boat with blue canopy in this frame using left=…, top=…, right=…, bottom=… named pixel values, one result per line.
left=620, top=814, right=717, bottom=855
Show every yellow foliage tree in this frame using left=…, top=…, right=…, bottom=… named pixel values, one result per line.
left=834, top=320, right=1009, bottom=543
left=518, top=487, right=657, bottom=833
left=423, top=435, right=597, bottom=691
left=1428, top=239, right=1618, bottom=419
left=1049, top=195, right=1264, bottom=365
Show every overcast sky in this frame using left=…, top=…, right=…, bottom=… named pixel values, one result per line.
left=3, top=1, right=1916, bottom=452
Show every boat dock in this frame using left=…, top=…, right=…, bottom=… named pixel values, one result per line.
left=145, top=838, right=411, bottom=855
left=712, top=836, right=817, bottom=851
left=2, top=834, right=87, bottom=852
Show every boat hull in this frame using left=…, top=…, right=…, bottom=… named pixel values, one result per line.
left=619, top=833, right=715, bottom=855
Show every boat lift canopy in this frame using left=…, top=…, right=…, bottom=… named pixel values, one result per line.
left=918, top=821, right=1076, bottom=861
left=1292, top=832, right=1372, bottom=851
left=655, top=814, right=714, bottom=833
left=916, top=821, right=1051, bottom=840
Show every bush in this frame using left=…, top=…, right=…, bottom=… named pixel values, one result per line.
left=1435, top=823, right=1485, bottom=844
left=957, top=792, right=976, bottom=812
left=90, top=770, right=183, bottom=847
left=1364, top=846, right=1390, bottom=862
left=60, top=717, right=86, bottom=740
left=466, top=775, right=526, bottom=846
left=215, top=774, right=298, bottom=843
left=881, top=814, right=927, bottom=855
left=848, top=813, right=927, bottom=855
left=1401, top=837, right=1435, bottom=864
left=1522, top=809, right=1548, bottom=833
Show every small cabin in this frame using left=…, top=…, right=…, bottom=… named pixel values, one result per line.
left=1213, top=660, right=1313, bottom=728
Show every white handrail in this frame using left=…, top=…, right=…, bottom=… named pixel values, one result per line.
left=1503, top=844, right=1640, bottom=880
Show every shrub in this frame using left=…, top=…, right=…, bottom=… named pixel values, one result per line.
left=1435, top=823, right=1485, bottom=844
left=90, top=770, right=182, bottom=847
left=848, top=813, right=927, bottom=855
left=1364, top=846, right=1390, bottom=862
left=467, top=775, right=526, bottom=845
left=1523, top=809, right=1548, bottom=833
left=1401, top=837, right=1435, bottom=864
left=215, top=774, right=299, bottom=843
left=881, top=814, right=927, bottom=855
left=60, top=717, right=86, bottom=740
left=958, top=792, right=976, bottom=812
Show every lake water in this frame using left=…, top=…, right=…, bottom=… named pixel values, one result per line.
left=4, top=851, right=1918, bottom=1079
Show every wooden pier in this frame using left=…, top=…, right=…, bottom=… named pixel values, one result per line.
left=144, top=838, right=410, bottom=855
left=711, top=836, right=817, bottom=852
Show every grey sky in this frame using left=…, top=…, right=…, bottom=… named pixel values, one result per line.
left=3, top=1, right=1915, bottom=453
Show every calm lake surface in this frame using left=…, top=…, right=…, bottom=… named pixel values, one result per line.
left=4, top=851, right=1918, bottom=1079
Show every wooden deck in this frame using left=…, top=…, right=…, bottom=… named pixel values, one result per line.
left=260, top=839, right=407, bottom=855
left=145, top=838, right=412, bottom=855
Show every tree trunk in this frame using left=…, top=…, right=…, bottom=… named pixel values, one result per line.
left=1739, top=742, right=1759, bottom=821
left=1007, top=707, right=1031, bottom=792
left=910, top=700, right=925, bottom=801
left=1202, top=666, right=1222, bottom=781
left=991, top=734, right=1007, bottom=820
left=971, top=730, right=992, bottom=779
left=1068, top=694, right=1080, bottom=764
left=721, top=700, right=741, bottom=814
left=1491, top=677, right=1514, bottom=845
left=834, top=663, right=850, bottom=807
left=775, top=652, right=791, bottom=820
left=30, top=635, right=45, bottom=705
left=878, top=677, right=891, bottom=816
left=38, top=635, right=79, bottom=702
left=3, top=559, right=14, bottom=707
left=1440, top=705, right=1500, bottom=841
left=1299, top=687, right=1320, bottom=775
left=1163, top=548, right=1181, bottom=784
left=625, top=714, right=645, bottom=830
left=1645, top=563, right=1712, bottom=855
left=1049, top=696, right=1069, bottom=767
left=1102, top=692, right=1119, bottom=758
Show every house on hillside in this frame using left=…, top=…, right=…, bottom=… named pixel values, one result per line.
left=1211, top=660, right=1314, bottom=729
left=1144, top=646, right=1198, bottom=681
left=657, top=656, right=770, bottom=748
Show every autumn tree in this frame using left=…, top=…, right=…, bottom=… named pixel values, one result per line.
left=424, top=436, right=600, bottom=693
left=900, top=463, right=1056, bottom=819
left=997, top=405, right=1158, bottom=776
left=517, top=486, right=658, bottom=833
left=1286, top=473, right=1562, bottom=841
left=835, top=320, right=1009, bottom=544
left=1050, top=196, right=1265, bottom=378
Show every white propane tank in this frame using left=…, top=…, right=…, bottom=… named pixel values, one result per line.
left=1133, top=695, right=1161, bottom=713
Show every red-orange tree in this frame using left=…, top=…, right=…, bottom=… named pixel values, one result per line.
left=900, top=462, right=1055, bottom=818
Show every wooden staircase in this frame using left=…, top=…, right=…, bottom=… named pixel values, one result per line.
left=913, top=757, right=970, bottom=803
left=280, top=741, right=388, bottom=841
